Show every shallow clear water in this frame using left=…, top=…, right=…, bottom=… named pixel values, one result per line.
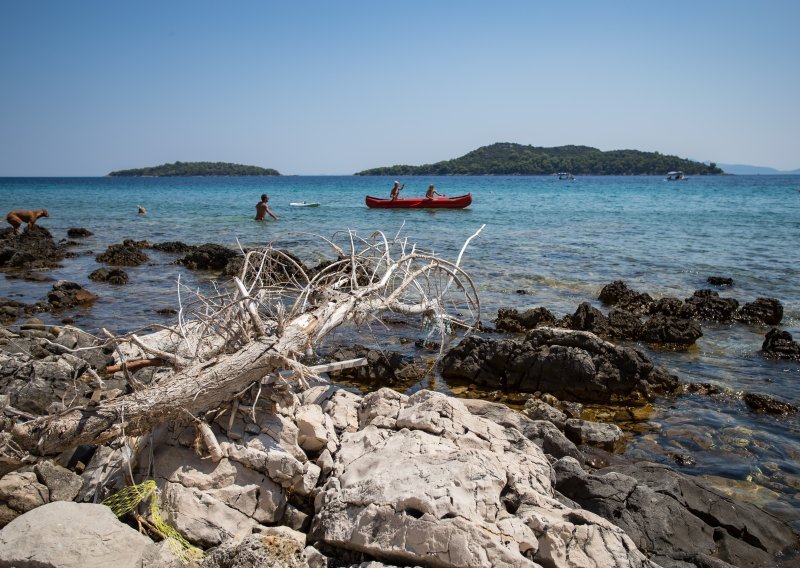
left=2, top=175, right=799, bottom=526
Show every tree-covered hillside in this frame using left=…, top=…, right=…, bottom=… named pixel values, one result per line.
left=355, top=143, right=723, bottom=176
left=108, top=161, right=280, bottom=177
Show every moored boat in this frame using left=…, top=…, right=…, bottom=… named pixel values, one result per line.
left=666, top=171, right=687, bottom=181
left=365, top=194, right=472, bottom=209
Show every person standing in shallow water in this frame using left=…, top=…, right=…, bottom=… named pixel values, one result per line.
left=255, top=194, right=279, bottom=221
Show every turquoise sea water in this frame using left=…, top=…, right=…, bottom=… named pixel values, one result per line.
left=2, top=175, right=800, bottom=526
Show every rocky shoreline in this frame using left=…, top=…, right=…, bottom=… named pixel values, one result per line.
left=0, top=226, right=798, bottom=567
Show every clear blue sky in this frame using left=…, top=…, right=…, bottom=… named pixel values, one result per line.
left=1, top=0, right=798, bottom=175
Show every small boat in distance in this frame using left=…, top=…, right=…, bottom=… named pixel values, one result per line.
left=289, top=201, right=320, bottom=207
left=666, top=171, right=687, bottom=181
left=365, top=194, right=472, bottom=209
left=556, top=172, right=575, bottom=180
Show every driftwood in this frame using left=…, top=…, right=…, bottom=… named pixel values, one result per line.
left=1, top=228, right=482, bottom=465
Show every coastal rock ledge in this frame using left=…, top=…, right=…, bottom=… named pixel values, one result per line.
left=311, top=389, right=655, bottom=567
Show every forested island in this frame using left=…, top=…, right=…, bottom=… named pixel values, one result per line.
left=108, top=161, right=280, bottom=177
left=355, top=143, right=723, bottom=176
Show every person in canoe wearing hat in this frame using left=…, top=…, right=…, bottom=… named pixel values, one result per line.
left=389, top=180, right=404, bottom=200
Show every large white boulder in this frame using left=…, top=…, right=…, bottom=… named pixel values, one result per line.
left=0, top=501, right=154, bottom=568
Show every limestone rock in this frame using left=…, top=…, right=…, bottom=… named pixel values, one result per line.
left=153, top=444, right=286, bottom=547
left=200, top=533, right=308, bottom=568
left=563, top=418, right=624, bottom=452
left=0, top=471, right=48, bottom=527
left=34, top=460, right=82, bottom=502
left=313, top=389, right=654, bottom=567
left=0, top=501, right=154, bottom=567
left=296, top=404, right=338, bottom=453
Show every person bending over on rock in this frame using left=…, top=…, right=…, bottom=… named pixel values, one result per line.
left=6, top=208, right=48, bottom=234
left=425, top=184, right=443, bottom=199
left=255, top=194, right=279, bottom=221
left=389, top=180, right=404, bottom=200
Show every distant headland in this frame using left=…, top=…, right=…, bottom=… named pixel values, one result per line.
left=108, top=161, right=280, bottom=177
left=355, top=143, right=723, bottom=176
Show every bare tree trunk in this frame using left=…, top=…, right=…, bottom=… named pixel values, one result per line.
left=2, top=228, right=483, bottom=463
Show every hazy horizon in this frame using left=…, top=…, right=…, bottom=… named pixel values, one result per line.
left=1, top=1, right=798, bottom=176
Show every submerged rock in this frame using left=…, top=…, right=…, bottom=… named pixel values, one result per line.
left=707, top=276, right=734, bottom=287
left=96, top=241, right=149, bottom=266
left=743, top=392, right=798, bottom=415
left=89, top=267, right=129, bottom=285
left=66, top=227, right=93, bottom=238
left=441, top=327, right=680, bottom=404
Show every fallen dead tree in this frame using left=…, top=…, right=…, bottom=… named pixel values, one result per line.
left=1, top=228, right=482, bottom=467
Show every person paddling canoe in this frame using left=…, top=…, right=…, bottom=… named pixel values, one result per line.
left=425, top=184, right=443, bottom=199
left=390, top=180, right=404, bottom=200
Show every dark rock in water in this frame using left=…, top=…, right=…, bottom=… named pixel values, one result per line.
left=441, top=327, right=680, bottom=404
left=66, top=227, right=93, bottom=238
left=152, top=241, right=196, bottom=254
left=0, top=226, right=65, bottom=270
left=607, top=309, right=643, bottom=340
left=761, top=328, right=800, bottom=361
left=554, top=459, right=798, bottom=568
left=648, top=296, right=688, bottom=317
left=707, top=276, right=734, bottom=286
left=598, top=280, right=653, bottom=313
left=743, top=392, right=798, bottom=415
left=569, top=302, right=612, bottom=336
left=670, top=452, right=696, bottom=466
left=179, top=243, right=238, bottom=272
left=683, top=289, right=739, bottom=321
left=155, top=308, right=178, bottom=316
left=326, top=344, right=417, bottom=386
left=494, top=307, right=557, bottom=333
left=96, top=243, right=149, bottom=266
left=224, top=249, right=309, bottom=283
left=89, top=267, right=129, bottom=285
left=735, top=297, right=783, bottom=326
left=514, top=289, right=529, bottom=295
left=47, top=281, right=97, bottom=311
left=598, top=280, right=631, bottom=305
left=639, top=314, right=703, bottom=345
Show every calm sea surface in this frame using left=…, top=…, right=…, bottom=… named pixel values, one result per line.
left=2, top=175, right=799, bottom=527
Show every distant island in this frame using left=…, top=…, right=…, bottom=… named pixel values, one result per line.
left=108, top=161, right=280, bottom=177
left=355, top=143, right=723, bottom=176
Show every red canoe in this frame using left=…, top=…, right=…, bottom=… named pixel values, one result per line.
left=365, top=193, right=472, bottom=209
